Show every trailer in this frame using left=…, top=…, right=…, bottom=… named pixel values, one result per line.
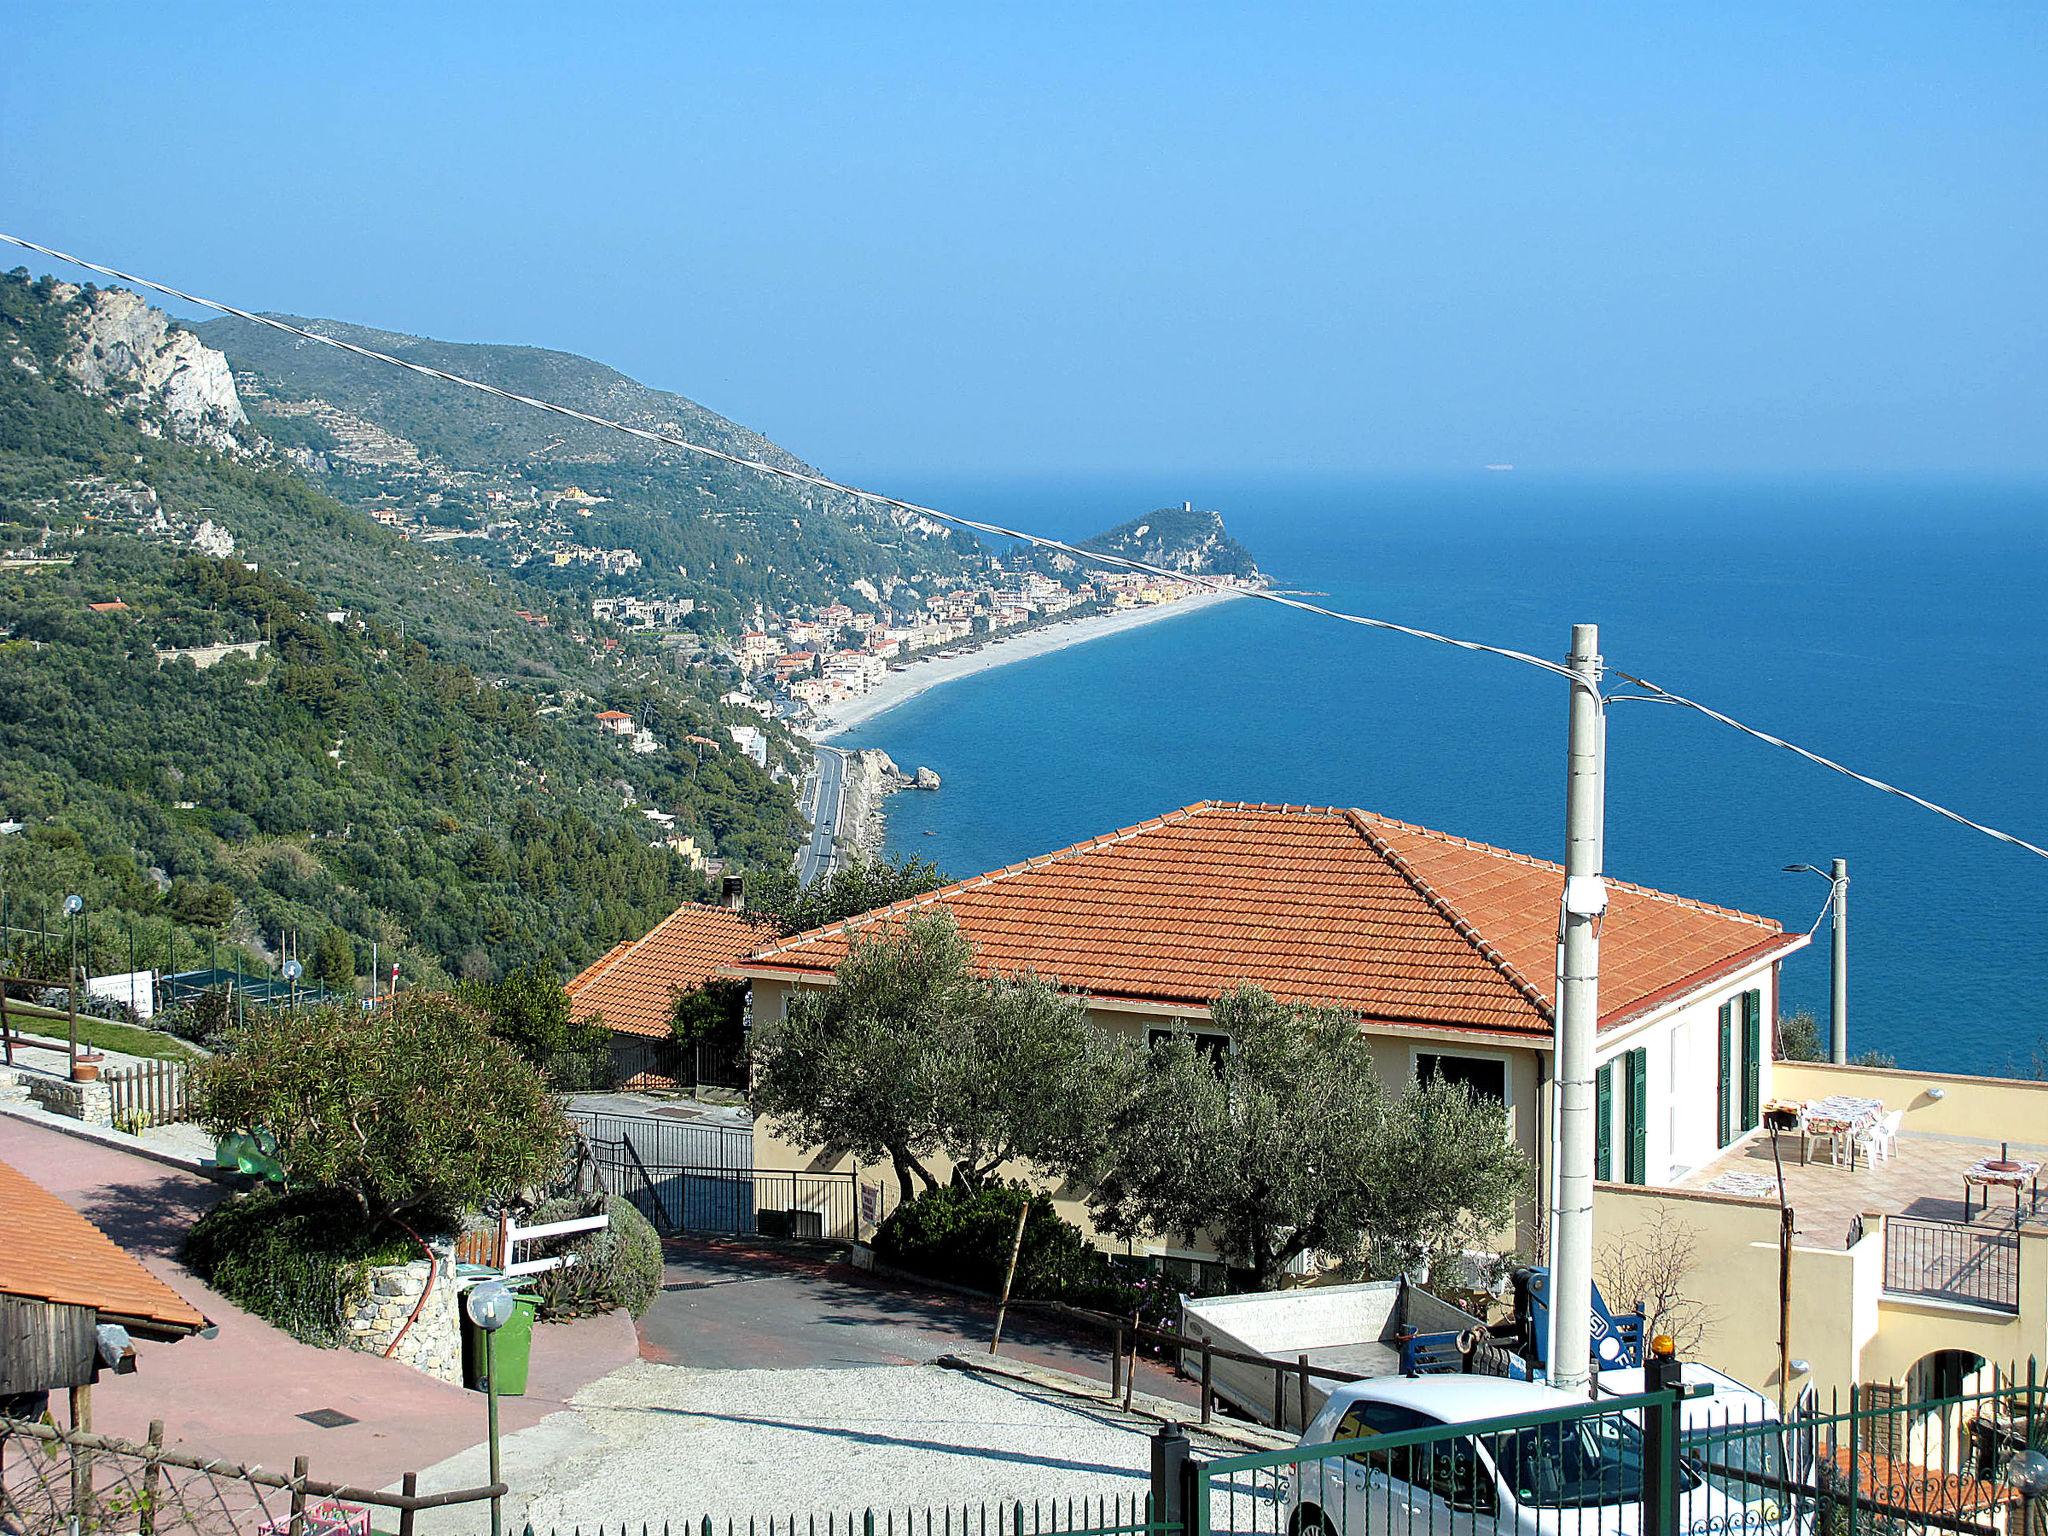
left=1179, top=1279, right=1487, bottom=1430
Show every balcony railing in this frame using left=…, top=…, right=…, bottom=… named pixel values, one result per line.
left=1882, top=1214, right=2019, bottom=1313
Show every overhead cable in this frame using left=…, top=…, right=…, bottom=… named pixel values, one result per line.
left=5, top=230, right=2042, bottom=863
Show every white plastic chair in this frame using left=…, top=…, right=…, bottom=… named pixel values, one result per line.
left=1852, top=1111, right=1898, bottom=1167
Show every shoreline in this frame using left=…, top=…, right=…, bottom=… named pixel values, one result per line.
left=805, top=586, right=1250, bottom=741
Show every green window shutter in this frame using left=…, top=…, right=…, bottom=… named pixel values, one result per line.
left=1595, top=1063, right=1614, bottom=1182
left=1625, top=1047, right=1649, bottom=1185
left=1741, top=990, right=1763, bottom=1131
left=1717, top=1003, right=1735, bottom=1148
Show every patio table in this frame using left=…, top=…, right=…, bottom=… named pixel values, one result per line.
left=1797, top=1094, right=1885, bottom=1169
left=1963, top=1154, right=2041, bottom=1220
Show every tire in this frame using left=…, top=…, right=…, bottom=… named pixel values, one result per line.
left=1288, top=1507, right=1337, bottom=1536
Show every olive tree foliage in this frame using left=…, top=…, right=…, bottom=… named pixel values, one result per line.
left=747, top=853, right=948, bottom=938
left=1087, top=986, right=1529, bottom=1291
left=748, top=912, right=1121, bottom=1197
left=189, top=990, right=571, bottom=1224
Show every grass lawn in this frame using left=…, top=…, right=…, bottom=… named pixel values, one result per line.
left=2, top=1001, right=202, bottom=1061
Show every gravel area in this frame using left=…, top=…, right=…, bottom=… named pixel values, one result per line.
left=419, top=1360, right=1166, bottom=1533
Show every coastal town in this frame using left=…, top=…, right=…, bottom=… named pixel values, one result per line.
left=5, top=13, right=2045, bottom=1536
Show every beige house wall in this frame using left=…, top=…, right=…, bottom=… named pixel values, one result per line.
left=1774, top=1060, right=2048, bottom=1143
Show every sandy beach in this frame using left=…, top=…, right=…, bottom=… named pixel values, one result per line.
left=808, top=585, right=1249, bottom=739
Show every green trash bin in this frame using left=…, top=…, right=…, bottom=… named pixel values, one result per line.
left=460, top=1292, right=538, bottom=1396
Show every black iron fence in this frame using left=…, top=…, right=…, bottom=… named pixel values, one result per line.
left=1883, top=1215, right=2020, bottom=1312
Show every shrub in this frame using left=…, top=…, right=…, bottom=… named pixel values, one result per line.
left=520, top=1192, right=663, bottom=1320
left=184, top=1187, right=411, bottom=1347
left=189, top=990, right=570, bottom=1225
left=873, top=1182, right=1136, bottom=1314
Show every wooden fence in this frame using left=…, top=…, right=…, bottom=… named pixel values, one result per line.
left=104, top=1059, right=189, bottom=1130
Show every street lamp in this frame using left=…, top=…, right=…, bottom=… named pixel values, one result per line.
left=281, top=957, right=302, bottom=1012
left=465, top=1280, right=517, bottom=1536
left=1784, top=861, right=1848, bottom=1063
left=62, top=894, right=82, bottom=1072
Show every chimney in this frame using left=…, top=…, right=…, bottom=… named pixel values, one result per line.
left=720, top=873, right=745, bottom=911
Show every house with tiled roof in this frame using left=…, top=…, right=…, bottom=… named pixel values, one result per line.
left=0, top=1158, right=207, bottom=1402
left=567, top=899, right=764, bottom=1089
left=728, top=801, right=1808, bottom=1254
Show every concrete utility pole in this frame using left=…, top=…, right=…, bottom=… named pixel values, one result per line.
left=1549, top=623, right=1606, bottom=1397
left=1828, top=857, right=1848, bottom=1064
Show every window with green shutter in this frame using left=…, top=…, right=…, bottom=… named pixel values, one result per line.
left=1741, top=989, right=1763, bottom=1132
left=1595, top=1062, right=1613, bottom=1181
left=1625, top=1047, right=1649, bottom=1185
left=1717, top=1003, right=1735, bottom=1147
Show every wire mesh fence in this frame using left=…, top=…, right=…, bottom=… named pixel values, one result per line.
left=0, top=1415, right=501, bottom=1536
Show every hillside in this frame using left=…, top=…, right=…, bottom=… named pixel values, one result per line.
left=0, top=269, right=803, bottom=989
left=200, top=315, right=979, bottom=627
left=1080, top=506, right=1259, bottom=580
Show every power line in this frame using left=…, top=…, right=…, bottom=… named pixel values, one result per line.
left=6, top=230, right=2044, bottom=865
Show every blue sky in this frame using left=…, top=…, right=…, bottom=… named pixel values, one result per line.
left=3, top=3, right=2043, bottom=479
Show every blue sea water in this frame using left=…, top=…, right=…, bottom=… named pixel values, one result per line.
left=835, top=474, right=2048, bottom=1076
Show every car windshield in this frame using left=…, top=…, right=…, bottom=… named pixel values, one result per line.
left=1683, top=1425, right=1786, bottom=1497
left=1494, top=1416, right=1656, bottom=1510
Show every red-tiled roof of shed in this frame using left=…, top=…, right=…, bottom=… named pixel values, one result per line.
left=567, top=904, right=764, bottom=1040
left=0, top=1158, right=207, bottom=1335
left=733, top=802, right=1804, bottom=1037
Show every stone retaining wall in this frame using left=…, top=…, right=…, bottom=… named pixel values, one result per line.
left=343, top=1240, right=461, bottom=1384
left=2, top=1065, right=113, bottom=1126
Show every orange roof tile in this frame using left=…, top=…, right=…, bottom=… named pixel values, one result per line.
left=0, top=1158, right=207, bottom=1335
left=1831, top=1447, right=2004, bottom=1516
left=567, top=903, right=765, bottom=1039
left=735, top=802, right=1804, bottom=1038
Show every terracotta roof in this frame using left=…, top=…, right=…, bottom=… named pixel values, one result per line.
left=0, top=1158, right=207, bottom=1335
left=735, top=802, right=1804, bottom=1038
left=568, top=903, right=764, bottom=1039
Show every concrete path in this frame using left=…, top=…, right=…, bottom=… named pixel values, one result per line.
left=0, top=1117, right=640, bottom=1493
left=641, top=1237, right=1196, bottom=1405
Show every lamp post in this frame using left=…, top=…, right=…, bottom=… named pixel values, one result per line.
left=62, top=894, right=82, bottom=1071
left=465, top=1280, right=516, bottom=1536
left=1784, top=860, right=1848, bottom=1063
left=282, top=957, right=302, bottom=1013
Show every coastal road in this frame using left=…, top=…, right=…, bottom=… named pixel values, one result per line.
left=797, top=744, right=847, bottom=887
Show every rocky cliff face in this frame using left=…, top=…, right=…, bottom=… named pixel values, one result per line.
left=57, top=285, right=249, bottom=452
left=1081, top=506, right=1260, bottom=580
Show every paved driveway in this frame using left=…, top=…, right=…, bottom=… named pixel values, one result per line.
left=0, top=1117, right=638, bottom=1491
left=642, top=1237, right=1196, bottom=1405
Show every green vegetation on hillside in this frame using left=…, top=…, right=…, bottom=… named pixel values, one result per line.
left=1080, top=505, right=1259, bottom=579
left=0, top=269, right=808, bottom=986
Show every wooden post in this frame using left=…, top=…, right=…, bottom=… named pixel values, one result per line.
left=289, top=1454, right=309, bottom=1536
left=1200, top=1344, right=1214, bottom=1424
left=1299, top=1353, right=1312, bottom=1429
left=1, top=976, right=11, bottom=1066
left=68, top=1381, right=92, bottom=1523
left=140, top=1419, right=163, bottom=1536
left=1110, top=1326, right=1124, bottom=1401
left=1273, top=1360, right=1286, bottom=1429
left=989, top=1199, right=1030, bottom=1354
left=397, top=1470, right=419, bottom=1536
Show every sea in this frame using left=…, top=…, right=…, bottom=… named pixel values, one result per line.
left=826, top=473, right=2048, bottom=1077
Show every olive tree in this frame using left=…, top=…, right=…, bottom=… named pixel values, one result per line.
left=190, top=990, right=570, bottom=1224
left=748, top=912, right=1120, bottom=1197
left=1088, top=985, right=1529, bottom=1290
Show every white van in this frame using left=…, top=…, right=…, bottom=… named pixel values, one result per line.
left=1286, top=1376, right=1804, bottom=1536
left=1595, top=1362, right=1810, bottom=1525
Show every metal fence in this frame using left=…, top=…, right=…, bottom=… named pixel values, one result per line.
left=1188, top=1369, right=2048, bottom=1536
left=105, top=1058, right=191, bottom=1130
left=1883, top=1215, right=2020, bottom=1312
left=530, top=1494, right=1163, bottom=1536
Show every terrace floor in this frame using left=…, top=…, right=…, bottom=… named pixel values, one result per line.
left=1678, top=1127, right=2048, bottom=1249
